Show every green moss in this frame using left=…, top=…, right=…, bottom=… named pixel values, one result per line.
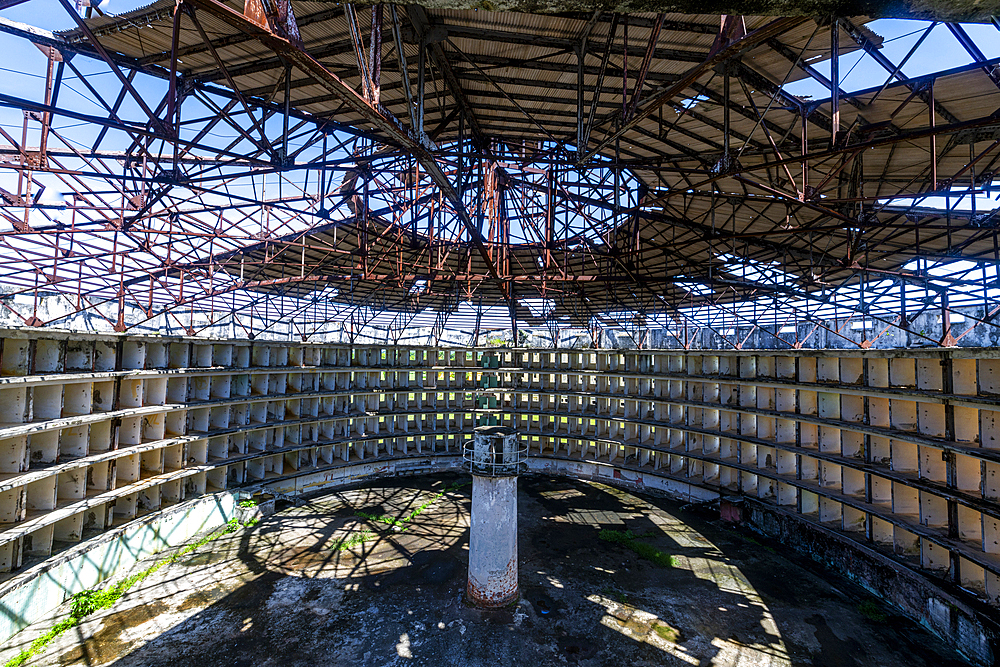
left=736, top=532, right=777, bottom=554
left=858, top=599, right=887, bottom=623
left=4, top=518, right=242, bottom=667
left=653, top=621, right=682, bottom=643
left=598, top=529, right=676, bottom=568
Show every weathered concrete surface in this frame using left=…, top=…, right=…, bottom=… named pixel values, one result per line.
left=0, top=474, right=972, bottom=667
left=467, top=475, right=518, bottom=607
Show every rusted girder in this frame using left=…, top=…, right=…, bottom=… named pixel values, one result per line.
left=577, top=16, right=807, bottom=163
left=184, top=0, right=511, bottom=306
left=359, top=1, right=998, bottom=23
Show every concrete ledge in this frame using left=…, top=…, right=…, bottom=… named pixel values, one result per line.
left=0, top=455, right=465, bottom=647
left=0, top=491, right=237, bottom=645
left=2, top=451, right=996, bottom=667
left=744, top=500, right=1000, bottom=667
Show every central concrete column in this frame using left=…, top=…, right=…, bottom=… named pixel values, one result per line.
left=465, top=425, right=524, bottom=608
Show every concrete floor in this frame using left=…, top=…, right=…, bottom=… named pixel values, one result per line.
left=1, top=474, right=970, bottom=667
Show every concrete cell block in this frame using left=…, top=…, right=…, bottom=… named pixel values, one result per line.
left=955, top=454, right=982, bottom=493
left=954, top=406, right=978, bottom=443
left=820, top=461, right=842, bottom=490
left=92, top=381, right=115, bottom=412
left=980, top=410, right=1000, bottom=449
left=841, top=358, right=863, bottom=385
left=918, top=403, right=946, bottom=438
left=917, top=359, right=944, bottom=391
left=819, top=426, right=840, bottom=453
left=26, top=477, right=56, bottom=511
left=1, top=340, right=29, bottom=376
left=957, top=504, right=982, bottom=545
left=24, top=524, right=53, bottom=556
left=140, top=449, right=163, bottom=475
left=28, top=431, right=58, bottom=465
left=0, top=388, right=28, bottom=425
left=890, top=358, right=916, bottom=387
left=919, top=446, right=947, bottom=482
left=87, top=462, right=112, bottom=493
left=842, top=468, right=865, bottom=497
left=959, top=557, right=985, bottom=595
left=869, top=436, right=890, bottom=465
left=60, top=426, right=88, bottom=458
left=872, top=516, right=894, bottom=545
left=777, top=482, right=796, bottom=506
left=894, top=526, right=920, bottom=557
left=33, top=340, right=63, bottom=373
left=64, top=342, right=93, bottom=371
left=118, top=416, right=141, bottom=447
left=867, top=358, right=889, bottom=387
left=57, top=470, right=85, bottom=503
left=0, top=538, right=23, bottom=572
left=891, top=440, right=918, bottom=472
left=893, top=483, right=919, bottom=516
left=145, top=343, right=167, bottom=369
left=137, top=487, right=160, bottom=512
left=0, top=487, right=25, bottom=524
left=919, top=491, right=948, bottom=528
left=93, top=342, right=115, bottom=371
left=32, top=385, right=62, bottom=420
left=921, top=539, right=949, bottom=571
left=890, top=400, right=918, bottom=432
left=117, top=454, right=140, bottom=484
left=800, top=489, right=819, bottom=515
left=169, top=343, right=190, bottom=369
left=0, top=436, right=27, bottom=474
left=89, top=420, right=113, bottom=453
left=843, top=505, right=866, bottom=533
left=819, top=497, right=841, bottom=523
left=144, top=379, right=167, bottom=406
left=62, top=383, right=92, bottom=417
left=818, top=358, right=839, bottom=383
left=952, top=359, right=977, bottom=395
left=121, top=342, right=145, bottom=370
left=841, top=395, right=864, bottom=423
left=984, top=516, right=1000, bottom=555
left=800, top=456, right=819, bottom=482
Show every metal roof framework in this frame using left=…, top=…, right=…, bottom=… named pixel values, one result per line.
left=0, top=1, right=998, bottom=347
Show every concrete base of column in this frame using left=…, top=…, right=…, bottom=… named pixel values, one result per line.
left=466, top=474, right=518, bottom=607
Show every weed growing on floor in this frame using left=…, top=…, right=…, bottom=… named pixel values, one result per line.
left=598, top=529, right=676, bottom=568
left=237, top=499, right=258, bottom=508
left=333, top=481, right=470, bottom=554
left=333, top=529, right=375, bottom=551
left=858, top=600, right=887, bottom=623
left=4, top=518, right=243, bottom=667
left=354, top=481, right=471, bottom=532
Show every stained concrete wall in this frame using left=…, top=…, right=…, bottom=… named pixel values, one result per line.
left=0, top=491, right=236, bottom=645
left=0, top=329, right=999, bottom=663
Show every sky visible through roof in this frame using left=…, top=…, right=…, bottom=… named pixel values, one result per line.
left=0, top=4, right=998, bottom=341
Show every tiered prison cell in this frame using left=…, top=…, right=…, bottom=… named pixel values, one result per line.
left=0, top=330, right=999, bottom=609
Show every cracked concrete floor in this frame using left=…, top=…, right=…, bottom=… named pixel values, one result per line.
left=0, top=473, right=971, bottom=667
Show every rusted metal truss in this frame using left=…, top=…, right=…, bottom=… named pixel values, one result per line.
left=0, top=4, right=998, bottom=348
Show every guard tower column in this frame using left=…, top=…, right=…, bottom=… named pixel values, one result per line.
left=464, top=425, right=526, bottom=607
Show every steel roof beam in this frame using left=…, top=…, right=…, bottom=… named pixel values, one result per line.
left=184, top=0, right=511, bottom=305
left=578, top=17, right=808, bottom=163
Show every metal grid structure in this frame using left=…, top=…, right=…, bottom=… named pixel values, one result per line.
left=0, top=2, right=998, bottom=348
